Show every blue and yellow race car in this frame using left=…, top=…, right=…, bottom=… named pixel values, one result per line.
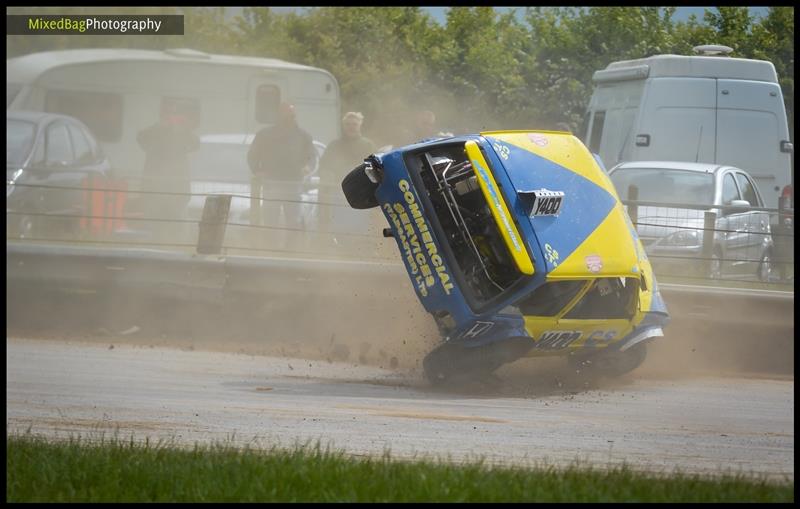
left=342, top=130, right=669, bottom=384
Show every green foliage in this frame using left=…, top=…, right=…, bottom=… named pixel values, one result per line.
left=7, top=434, right=794, bottom=502
left=5, top=7, right=794, bottom=143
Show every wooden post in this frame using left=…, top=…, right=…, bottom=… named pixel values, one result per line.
left=197, top=194, right=232, bottom=255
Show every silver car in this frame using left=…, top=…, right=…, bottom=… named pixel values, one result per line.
left=608, top=161, right=774, bottom=281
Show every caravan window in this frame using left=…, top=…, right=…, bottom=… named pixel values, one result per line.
left=45, top=90, right=123, bottom=143
left=589, top=111, right=605, bottom=154
left=255, top=84, right=281, bottom=124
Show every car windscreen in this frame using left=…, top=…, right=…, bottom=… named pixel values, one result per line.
left=7, top=119, right=36, bottom=167
left=7, top=84, right=22, bottom=107
left=610, top=168, right=714, bottom=206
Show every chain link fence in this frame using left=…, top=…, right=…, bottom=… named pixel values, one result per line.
left=7, top=176, right=795, bottom=287
left=623, top=198, right=793, bottom=286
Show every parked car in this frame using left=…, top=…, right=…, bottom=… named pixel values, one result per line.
left=608, top=161, right=775, bottom=281
left=7, top=110, right=112, bottom=239
left=342, top=131, right=669, bottom=384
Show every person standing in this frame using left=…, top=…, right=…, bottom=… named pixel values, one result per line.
left=318, top=112, right=377, bottom=242
left=319, top=111, right=376, bottom=180
left=247, top=102, right=316, bottom=227
left=136, top=101, right=200, bottom=240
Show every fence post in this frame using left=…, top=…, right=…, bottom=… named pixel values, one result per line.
left=197, top=194, right=232, bottom=255
left=702, top=210, right=717, bottom=278
left=627, top=185, right=638, bottom=226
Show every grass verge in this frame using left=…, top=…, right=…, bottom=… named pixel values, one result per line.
left=6, top=433, right=793, bottom=502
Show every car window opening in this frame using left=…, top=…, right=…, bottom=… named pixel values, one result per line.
left=408, top=142, right=524, bottom=305
left=565, top=277, right=640, bottom=320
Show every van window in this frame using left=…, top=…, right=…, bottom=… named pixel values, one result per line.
left=588, top=111, right=605, bottom=154
left=721, top=173, right=740, bottom=205
left=45, top=89, right=123, bottom=143
left=735, top=172, right=759, bottom=206
left=255, top=84, right=281, bottom=124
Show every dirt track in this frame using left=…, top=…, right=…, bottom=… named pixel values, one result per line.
left=6, top=337, right=793, bottom=480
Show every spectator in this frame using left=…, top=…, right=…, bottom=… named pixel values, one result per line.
left=319, top=111, right=376, bottom=180
left=317, top=112, right=377, bottom=241
left=247, top=101, right=316, bottom=226
left=402, top=109, right=453, bottom=146
left=137, top=101, right=200, bottom=236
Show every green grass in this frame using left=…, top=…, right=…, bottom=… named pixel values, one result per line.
left=6, top=433, right=793, bottom=502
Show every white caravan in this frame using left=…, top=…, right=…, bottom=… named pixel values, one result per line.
left=6, top=48, right=341, bottom=180
left=583, top=45, right=792, bottom=209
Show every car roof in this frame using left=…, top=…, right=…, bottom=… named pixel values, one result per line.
left=7, top=109, right=80, bottom=125
left=610, top=161, right=736, bottom=174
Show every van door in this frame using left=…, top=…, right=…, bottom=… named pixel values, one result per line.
left=715, top=79, right=790, bottom=209
left=635, top=78, right=717, bottom=164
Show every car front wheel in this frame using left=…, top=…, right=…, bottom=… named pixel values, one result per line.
left=341, top=162, right=379, bottom=209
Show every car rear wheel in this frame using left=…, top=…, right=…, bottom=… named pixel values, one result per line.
left=341, top=163, right=379, bottom=209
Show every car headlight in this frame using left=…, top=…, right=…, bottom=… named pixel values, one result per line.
left=660, top=230, right=700, bottom=247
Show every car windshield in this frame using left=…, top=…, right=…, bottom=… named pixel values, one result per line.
left=7, top=119, right=36, bottom=167
left=610, top=168, right=714, bottom=206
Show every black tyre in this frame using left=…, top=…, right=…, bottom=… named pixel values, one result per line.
left=341, top=163, right=379, bottom=209
left=423, top=337, right=532, bottom=386
left=568, top=342, right=648, bottom=378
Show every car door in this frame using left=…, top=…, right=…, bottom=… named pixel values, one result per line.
left=735, top=171, right=769, bottom=271
left=718, top=171, right=748, bottom=274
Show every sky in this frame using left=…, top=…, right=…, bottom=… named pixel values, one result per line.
left=265, top=6, right=770, bottom=24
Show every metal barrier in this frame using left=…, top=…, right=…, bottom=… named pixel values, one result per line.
left=6, top=242, right=793, bottom=374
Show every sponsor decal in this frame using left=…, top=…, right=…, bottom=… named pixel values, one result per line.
left=585, top=254, right=603, bottom=273
left=383, top=179, right=455, bottom=297
left=461, top=321, right=495, bottom=339
left=544, top=243, right=560, bottom=267
left=527, top=133, right=549, bottom=147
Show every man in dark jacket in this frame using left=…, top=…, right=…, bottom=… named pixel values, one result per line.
left=247, top=102, right=316, bottom=226
left=137, top=101, right=200, bottom=238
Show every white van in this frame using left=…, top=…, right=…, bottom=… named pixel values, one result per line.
left=583, top=46, right=792, bottom=209
left=6, top=48, right=341, bottom=180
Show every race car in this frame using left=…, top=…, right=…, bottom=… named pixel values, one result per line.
left=341, top=130, right=669, bottom=384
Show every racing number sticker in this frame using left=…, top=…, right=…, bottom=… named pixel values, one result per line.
left=544, top=243, right=559, bottom=267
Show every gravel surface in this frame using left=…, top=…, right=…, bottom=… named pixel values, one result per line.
left=6, top=337, right=794, bottom=480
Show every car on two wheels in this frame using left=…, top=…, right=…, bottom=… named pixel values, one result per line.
left=341, top=130, right=669, bottom=384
